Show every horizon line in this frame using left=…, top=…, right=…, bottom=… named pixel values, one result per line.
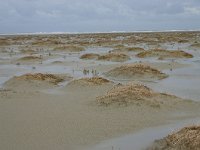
left=1, top=29, right=200, bottom=36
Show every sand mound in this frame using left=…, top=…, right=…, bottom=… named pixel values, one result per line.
left=80, top=53, right=130, bottom=62
left=148, top=125, right=200, bottom=150
left=177, top=39, right=189, bottom=43
left=113, top=44, right=126, bottom=49
left=51, top=61, right=63, bottom=64
left=67, top=77, right=112, bottom=87
left=97, top=53, right=130, bottom=62
left=112, top=47, right=144, bottom=53
left=20, top=49, right=37, bottom=54
left=80, top=53, right=100, bottom=60
left=191, top=43, right=200, bottom=48
left=136, top=49, right=193, bottom=59
left=53, top=45, right=85, bottom=52
left=97, top=83, right=178, bottom=107
left=17, top=56, right=42, bottom=61
left=4, top=73, right=67, bottom=90
left=16, top=73, right=65, bottom=84
left=104, top=63, right=168, bottom=80
left=0, top=38, right=11, bottom=46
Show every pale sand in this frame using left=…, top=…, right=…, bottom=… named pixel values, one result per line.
left=0, top=82, right=200, bottom=150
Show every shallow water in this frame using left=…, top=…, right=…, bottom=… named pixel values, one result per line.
left=147, top=64, right=200, bottom=101
left=89, top=117, right=200, bottom=150
left=0, top=47, right=118, bottom=88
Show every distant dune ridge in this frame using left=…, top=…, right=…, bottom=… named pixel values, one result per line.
left=136, top=49, right=193, bottom=59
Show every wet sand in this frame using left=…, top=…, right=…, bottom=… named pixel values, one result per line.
left=0, top=31, right=200, bottom=150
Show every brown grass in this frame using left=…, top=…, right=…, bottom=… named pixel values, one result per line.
left=104, top=63, right=168, bottom=80
left=80, top=53, right=100, bottom=60
left=52, top=61, right=63, bottom=64
left=125, top=47, right=144, bottom=51
left=0, top=31, right=199, bottom=48
left=112, top=47, right=144, bottom=53
left=166, top=126, right=200, bottom=149
left=97, top=83, right=175, bottom=107
left=113, top=44, right=126, bottom=49
left=53, top=45, right=85, bottom=52
left=178, top=39, right=189, bottom=43
left=14, top=73, right=65, bottom=84
left=20, top=49, right=37, bottom=54
left=80, top=53, right=130, bottom=62
left=148, top=125, right=200, bottom=150
left=136, top=49, right=193, bottom=59
left=18, top=56, right=42, bottom=61
left=97, top=53, right=130, bottom=62
left=0, top=38, right=11, bottom=46
left=191, top=43, right=200, bottom=48
left=68, top=77, right=111, bottom=86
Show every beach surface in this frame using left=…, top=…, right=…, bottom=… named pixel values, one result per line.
left=0, top=31, right=200, bottom=150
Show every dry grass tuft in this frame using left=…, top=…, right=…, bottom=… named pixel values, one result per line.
left=96, top=83, right=176, bottom=107
left=80, top=53, right=130, bottom=62
left=97, top=53, right=130, bottom=62
left=166, top=126, right=200, bottom=149
left=104, top=63, right=168, bottom=80
left=18, top=56, right=42, bottom=61
left=113, top=44, right=126, bottom=49
left=191, top=43, right=200, bottom=48
left=148, top=125, right=200, bottom=150
left=53, top=45, right=85, bottom=52
left=125, top=47, right=145, bottom=51
left=97, top=84, right=155, bottom=105
left=112, top=47, right=144, bottom=53
left=20, top=49, right=37, bottom=54
left=136, top=49, right=193, bottom=59
left=68, top=77, right=111, bottom=86
left=80, top=53, right=100, bottom=60
left=14, top=73, right=65, bottom=84
left=0, top=38, right=11, bottom=46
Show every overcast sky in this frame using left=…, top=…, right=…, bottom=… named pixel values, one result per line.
left=0, top=0, right=200, bottom=33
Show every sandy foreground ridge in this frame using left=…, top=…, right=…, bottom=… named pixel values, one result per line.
left=0, top=31, right=200, bottom=150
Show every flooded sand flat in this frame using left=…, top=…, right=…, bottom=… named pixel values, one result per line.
left=0, top=31, right=200, bottom=150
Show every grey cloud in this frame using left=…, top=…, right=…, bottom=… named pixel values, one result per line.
left=0, top=0, right=200, bottom=33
